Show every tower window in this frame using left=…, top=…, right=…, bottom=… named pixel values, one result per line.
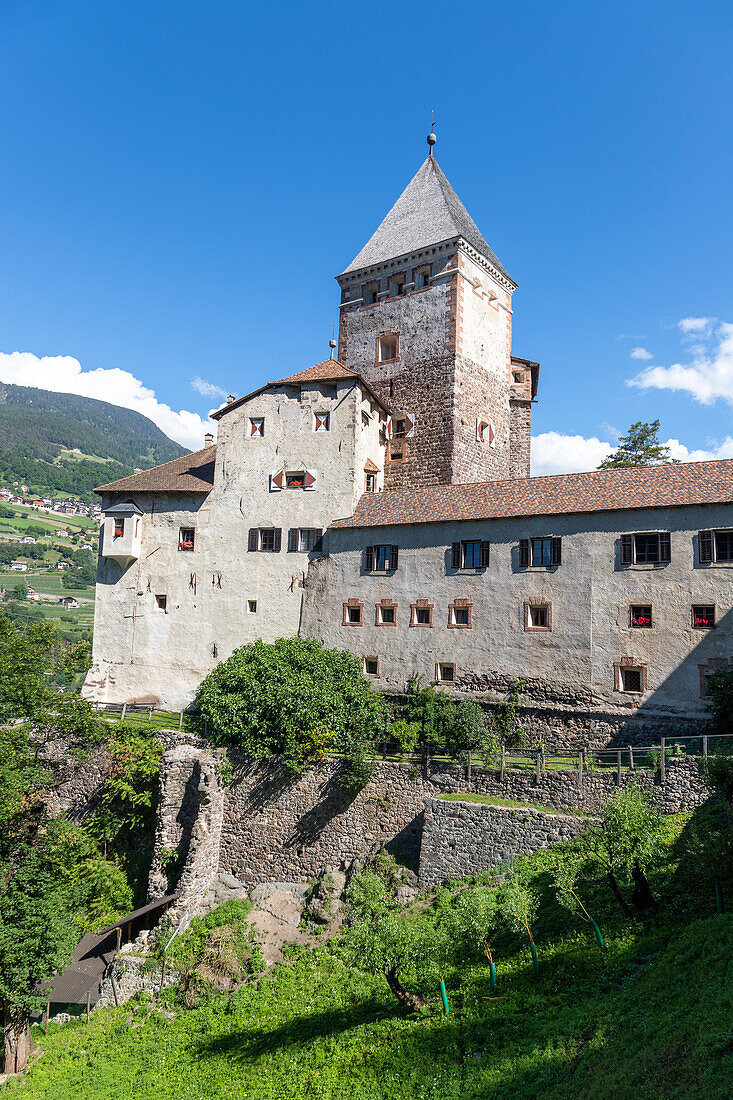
left=389, top=274, right=406, bottom=297
left=377, top=333, right=399, bottom=362
left=314, top=412, right=330, bottom=432
left=412, top=264, right=432, bottom=289
left=362, top=282, right=379, bottom=306
left=155, top=594, right=167, bottom=611
left=365, top=472, right=376, bottom=493
left=248, top=599, right=257, bottom=614
left=436, top=663, right=456, bottom=684
left=250, top=418, right=265, bottom=438
left=179, top=527, right=195, bottom=551
left=113, top=518, right=125, bottom=539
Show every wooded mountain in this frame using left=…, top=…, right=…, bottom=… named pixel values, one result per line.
left=0, top=383, right=188, bottom=500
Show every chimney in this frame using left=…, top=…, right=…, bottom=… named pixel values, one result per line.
left=227, top=394, right=236, bottom=404
left=204, top=432, right=214, bottom=447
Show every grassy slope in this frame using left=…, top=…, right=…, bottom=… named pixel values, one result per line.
left=6, top=821, right=733, bottom=1100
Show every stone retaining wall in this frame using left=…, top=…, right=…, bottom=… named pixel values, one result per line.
left=419, top=798, right=586, bottom=887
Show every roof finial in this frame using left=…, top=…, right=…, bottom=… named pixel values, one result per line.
left=329, top=327, right=337, bottom=360
left=427, top=108, right=436, bottom=156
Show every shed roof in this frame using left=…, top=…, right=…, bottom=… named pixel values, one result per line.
left=95, top=446, right=216, bottom=495
left=330, top=459, right=733, bottom=529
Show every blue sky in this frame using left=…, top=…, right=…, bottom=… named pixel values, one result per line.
left=1, top=0, right=732, bottom=470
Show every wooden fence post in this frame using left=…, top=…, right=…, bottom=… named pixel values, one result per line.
left=629, top=745, right=634, bottom=770
left=179, top=710, right=184, bottom=730
left=578, top=751, right=583, bottom=785
left=500, top=746, right=505, bottom=783
left=121, top=702, right=127, bottom=720
left=86, top=991, right=90, bottom=1024
left=45, top=1001, right=50, bottom=1035
left=535, top=751, right=541, bottom=784
left=660, top=737, right=666, bottom=783
left=616, top=748, right=622, bottom=785
left=466, top=749, right=472, bottom=785
left=703, top=735, right=708, bottom=758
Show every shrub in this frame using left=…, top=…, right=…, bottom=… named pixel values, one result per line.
left=195, top=637, right=388, bottom=774
left=702, top=743, right=733, bottom=801
left=705, top=668, right=733, bottom=734
left=401, top=676, right=489, bottom=755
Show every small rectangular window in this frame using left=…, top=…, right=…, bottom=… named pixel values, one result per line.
left=343, top=601, right=363, bottom=625
left=179, top=527, right=195, bottom=551
left=113, top=518, right=125, bottom=539
left=365, top=472, right=376, bottom=493
left=437, top=663, right=455, bottom=684
left=250, top=527, right=281, bottom=553
left=525, top=602, right=552, bottom=630
left=314, top=412, right=330, bottom=433
left=362, top=283, right=379, bottom=306
left=285, top=472, right=305, bottom=489
left=630, top=605, right=653, bottom=628
left=377, top=604, right=396, bottom=625
left=390, top=276, right=406, bottom=297
left=393, top=418, right=407, bottom=438
left=155, top=594, right=167, bottom=611
left=378, top=334, right=398, bottom=362
left=250, top=418, right=264, bottom=438
left=388, top=444, right=405, bottom=463
left=364, top=656, right=379, bottom=676
left=714, top=531, right=733, bottom=561
left=412, top=604, right=433, bottom=627
left=366, top=545, right=398, bottom=571
left=412, top=265, right=431, bottom=289
left=450, top=606, right=470, bottom=627
left=692, top=605, right=715, bottom=628
left=531, top=605, right=548, bottom=628
left=620, top=667, right=644, bottom=693
left=248, top=600, right=257, bottom=614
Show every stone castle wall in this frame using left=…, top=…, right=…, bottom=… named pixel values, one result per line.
left=419, top=798, right=586, bottom=888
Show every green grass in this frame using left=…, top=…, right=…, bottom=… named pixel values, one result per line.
left=6, top=814, right=733, bottom=1099
left=9, top=572, right=94, bottom=601
left=439, top=793, right=586, bottom=815
left=0, top=502, right=96, bottom=532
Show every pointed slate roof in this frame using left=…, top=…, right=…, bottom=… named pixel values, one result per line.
left=342, top=156, right=512, bottom=282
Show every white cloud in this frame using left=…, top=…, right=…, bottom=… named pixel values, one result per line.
left=0, top=351, right=212, bottom=451
left=679, top=316, right=715, bottom=335
left=664, top=437, right=733, bottom=462
left=530, top=432, right=613, bottom=476
left=630, top=347, right=653, bottom=360
left=630, top=321, right=733, bottom=406
left=191, top=376, right=228, bottom=400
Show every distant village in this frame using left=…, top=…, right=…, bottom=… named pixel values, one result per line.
left=0, top=484, right=102, bottom=519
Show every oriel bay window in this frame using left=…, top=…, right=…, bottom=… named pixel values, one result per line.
left=620, top=532, right=671, bottom=565
left=365, top=544, right=399, bottom=572
left=519, top=537, right=561, bottom=567
left=248, top=528, right=282, bottom=552
left=451, top=539, right=490, bottom=570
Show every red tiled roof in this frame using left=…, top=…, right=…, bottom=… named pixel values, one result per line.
left=275, top=360, right=360, bottom=386
left=364, top=458, right=380, bottom=473
left=330, top=460, right=733, bottom=529
left=211, top=360, right=389, bottom=421
left=96, top=446, right=216, bottom=495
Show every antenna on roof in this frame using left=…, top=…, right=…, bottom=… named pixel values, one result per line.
left=329, top=326, right=337, bottom=360
left=427, top=109, right=436, bottom=156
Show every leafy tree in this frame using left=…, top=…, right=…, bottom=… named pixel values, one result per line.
left=195, top=638, right=388, bottom=774
left=582, top=783, right=662, bottom=916
left=0, top=819, right=131, bottom=1073
left=498, top=877, right=540, bottom=972
left=552, top=862, right=604, bottom=946
left=675, top=801, right=733, bottom=910
left=437, top=886, right=499, bottom=974
left=12, top=583, right=28, bottom=602
left=402, top=676, right=490, bottom=756
left=598, top=419, right=678, bottom=469
left=485, top=680, right=527, bottom=750
left=99, top=722, right=164, bottom=833
left=342, top=871, right=440, bottom=1011
left=335, top=734, right=375, bottom=795
left=0, top=613, right=57, bottom=724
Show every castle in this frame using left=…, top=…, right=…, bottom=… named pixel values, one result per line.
left=85, top=142, right=733, bottom=733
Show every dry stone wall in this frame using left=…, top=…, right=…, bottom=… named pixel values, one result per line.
left=419, top=798, right=586, bottom=888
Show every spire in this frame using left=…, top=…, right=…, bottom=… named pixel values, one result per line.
left=342, top=155, right=512, bottom=282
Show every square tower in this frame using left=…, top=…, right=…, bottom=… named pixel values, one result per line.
left=336, top=153, right=538, bottom=490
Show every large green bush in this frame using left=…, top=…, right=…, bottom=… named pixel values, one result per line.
left=195, top=637, right=388, bottom=773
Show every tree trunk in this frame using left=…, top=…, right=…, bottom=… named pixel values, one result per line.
left=606, top=870, right=632, bottom=918
left=3, top=1009, right=33, bottom=1075
left=384, top=968, right=426, bottom=1012
left=631, top=860, right=657, bottom=911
